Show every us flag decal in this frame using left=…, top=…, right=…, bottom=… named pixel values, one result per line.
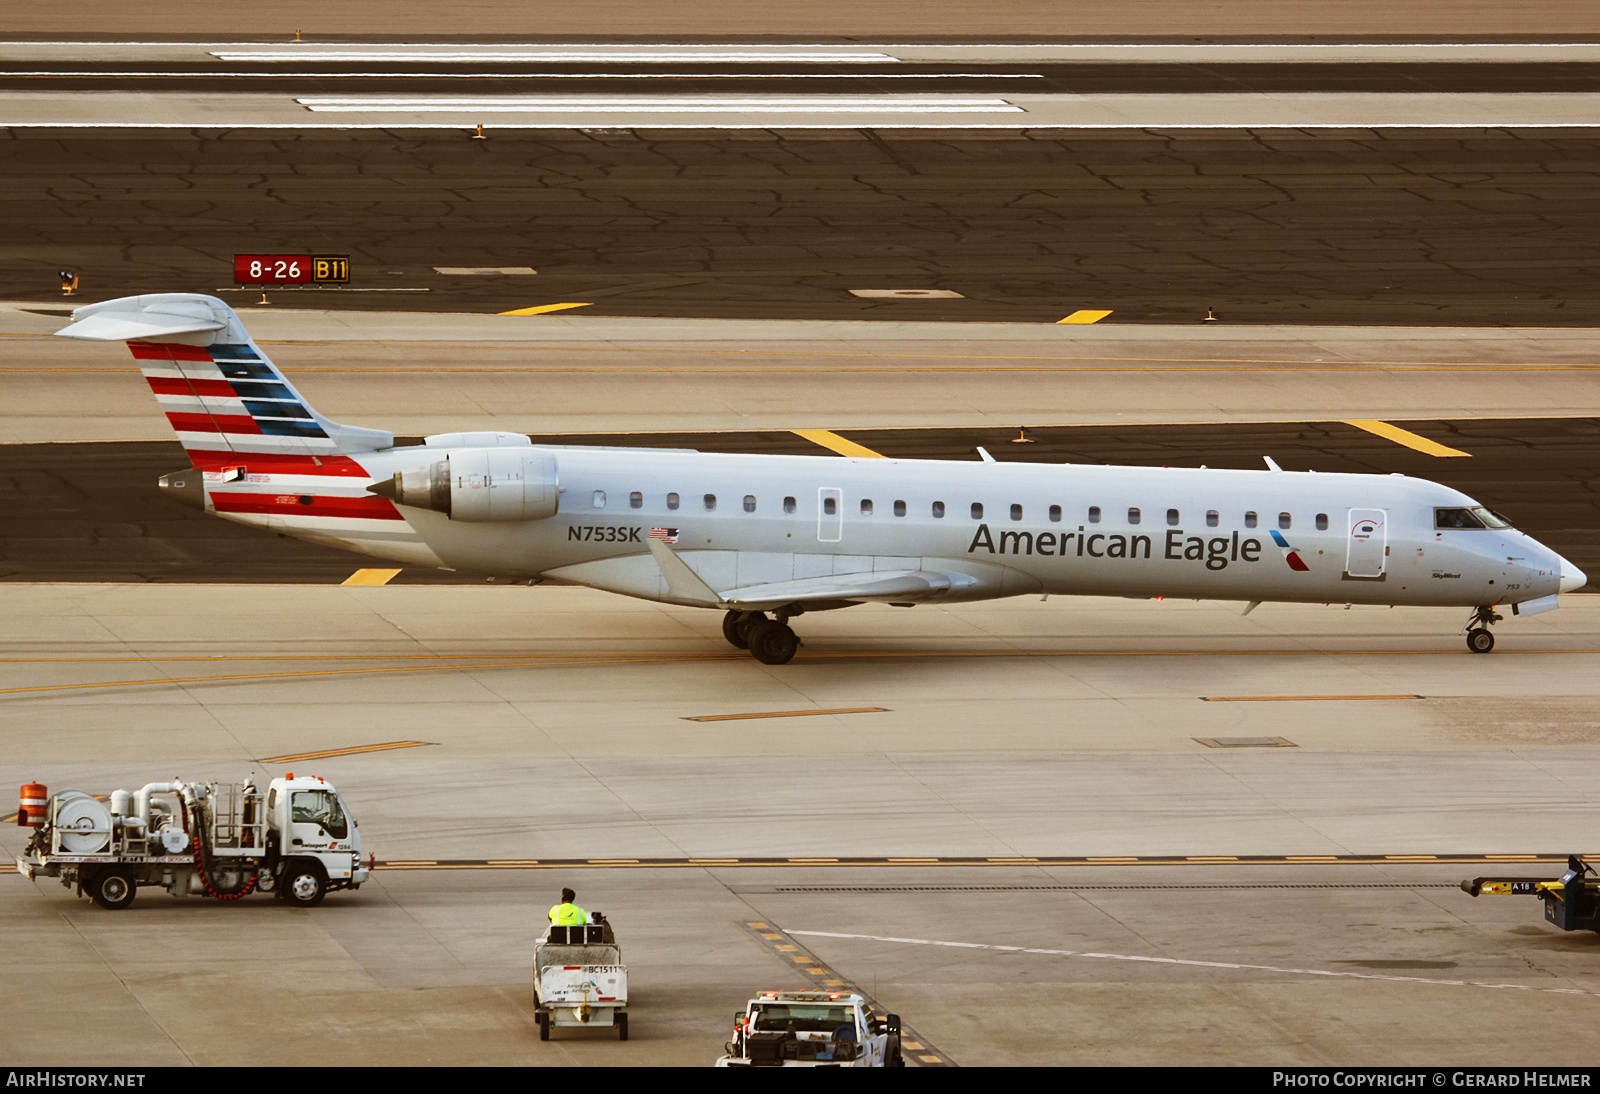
left=649, top=528, right=679, bottom=544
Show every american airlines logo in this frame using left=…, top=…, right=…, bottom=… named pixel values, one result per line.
left=967, top=524, right=1284, bottom=573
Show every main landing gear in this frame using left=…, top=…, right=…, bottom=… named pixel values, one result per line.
left=722, top=610, right=800, bottom=665
left=1466, top=605, right=1503, bottom=654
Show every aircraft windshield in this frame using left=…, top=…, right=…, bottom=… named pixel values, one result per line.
left=752, top=1005, right=856, bottom=1033
left=1436, top=507, right=1514, bottom=530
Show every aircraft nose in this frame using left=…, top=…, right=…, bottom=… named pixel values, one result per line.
left=1558, top=554, right=1587, bottom=593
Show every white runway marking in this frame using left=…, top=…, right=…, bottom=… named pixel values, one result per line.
left=787, top=929, right=1600, bottom=999
left=218, top=51, right=901, bottom=63
left=295, top=95, right=1021, bottom=114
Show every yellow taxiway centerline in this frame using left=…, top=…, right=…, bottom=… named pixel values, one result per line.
left=341, top=568, right=402, bottom=586
left=791, top=429, right=888, bottom=458
left=498, top=303, right=594, bottom=316
left=684, top=706, right=888, bottom=722
left=1342, top=419, right=1472, bottom=457
left=3, top=649, right=1599, bottom=698
left=259, top=740, right=435, bottom=764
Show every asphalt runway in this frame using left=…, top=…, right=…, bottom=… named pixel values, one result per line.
left=5, top=1, right=1599, bottom=39
left=4, top=128, right=1600, bottom=325
left=4, top=417, right=1594, bottom=588
left=2, top=584, right=1599, bottom=1065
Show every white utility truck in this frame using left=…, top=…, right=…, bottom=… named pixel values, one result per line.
left=15, top=774, right=369, bottom=909
left=532, top=918, right=629, bottom=1040
left=717, top=990, right=904, bottom=1067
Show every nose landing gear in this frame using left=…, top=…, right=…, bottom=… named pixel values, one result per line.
left=721, top=609, right=801, bottom=665
left=1466, top=606, right=1503, bottom=653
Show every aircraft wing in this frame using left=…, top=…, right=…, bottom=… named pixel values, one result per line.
left=718, top=568, right=973, bottom=609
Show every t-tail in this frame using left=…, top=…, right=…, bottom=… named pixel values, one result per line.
left=55, top=293, right=397, bottom=516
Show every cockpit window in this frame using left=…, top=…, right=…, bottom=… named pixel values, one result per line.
left=1435, top=508, right=1484, bottom=529
left=1436, top=507, right=1515, bottom=530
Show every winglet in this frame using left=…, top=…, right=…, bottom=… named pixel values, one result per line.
left=645, top=539, right=724, bottom=608
left=1263, top=456, right=1282, bottom=472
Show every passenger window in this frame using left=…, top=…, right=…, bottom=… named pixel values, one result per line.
left=592, top=490, right=606, bottom=508
left=1279, top=512, right=1292, bottom=530
left=629, top=491, right=642, bottom=509
left=1128, top=508, right=1141, bottom=525
left=743, top=495, right=756, bottom=513
left=1010, top=504, right=1023, bottom=521
left=1316, top=513, right=1328, bottom=531
left=861, top=499, right=874, bottom=516
left=932, top=501, right=945, bottom=518
left=1206, top=510, right=1219, bottom=527
left=666, top=492, right=680, bottom=511
left=1166, top=508, right=1179, bottom=526
left=823, top=497, right=837, bottom=515
left=1244, top=511, right=1257, bottom=528
left=971, top=503, right=984, bottom=520
left=783, top=496, right=796, bottom=514
left=1088, top=506, right=1101, bottom=524
left=704, top=494, right=716, bottom=511
left=893, top=500, right=906, bottom=517
left=1049, top=505, right=1061, bottom=523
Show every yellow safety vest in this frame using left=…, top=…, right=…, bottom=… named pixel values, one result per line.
left=549, top=902, right=587, bottom=925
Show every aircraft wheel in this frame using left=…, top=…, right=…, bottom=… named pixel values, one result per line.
left=1466, top=628, right=1496, bottom=654
left=748, top=621, right=799, bottom=665
left=722, top=610, right=762, bottom=650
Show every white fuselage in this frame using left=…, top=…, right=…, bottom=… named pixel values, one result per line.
left=211, top=441, right=1571, bottom=611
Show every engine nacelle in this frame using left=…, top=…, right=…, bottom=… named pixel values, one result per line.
left=369, top=448, right=560, bottom=522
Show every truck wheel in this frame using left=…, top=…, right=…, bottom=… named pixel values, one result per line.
left=537, top=1013, right=550, bottom=1041
left=617, top=1013, right=628, bottom=1041
left=88, top=868, right=136, bottom=911
left=281, top=863, right=326, bottom=907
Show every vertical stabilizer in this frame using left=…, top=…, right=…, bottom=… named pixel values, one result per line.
left=55, top=293, right=392, bottom=472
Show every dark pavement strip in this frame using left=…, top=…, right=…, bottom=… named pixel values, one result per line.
left=1, top=418, right=1593, bottom=588
left=2, top=129, right=1599, bottom=326
left=13, top=62, right=1600, bottom=94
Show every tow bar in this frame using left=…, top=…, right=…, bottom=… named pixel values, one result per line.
left=1461, top=855, right=1600, bottom=932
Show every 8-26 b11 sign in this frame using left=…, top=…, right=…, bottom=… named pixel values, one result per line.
left=233, top=254, right=349, bottom=285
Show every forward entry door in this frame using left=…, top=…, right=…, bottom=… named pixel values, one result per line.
left=1346, top=508, right=1387, bottom=578
left=817, top=487, right=842, bottom=543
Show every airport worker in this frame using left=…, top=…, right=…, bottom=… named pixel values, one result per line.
left=548, top=887, right=589, bottom=926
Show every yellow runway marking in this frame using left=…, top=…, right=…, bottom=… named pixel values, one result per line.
left=498, top=303, right=593, bottom=315
left=4, top=650, right=1599, bottom=699
left=1202, top=693, right=1425, bottom=702
left=341, top=568, right=401, bottom=586
left=1057, top=309, right=1113, bottom=324
left=684, top=706, right=887, bottom=722
left=259, top=740, right=434, bottom=764
left=1342, top=419, right=1472, bottom=457
left=791, top=429, right=887, bottom=458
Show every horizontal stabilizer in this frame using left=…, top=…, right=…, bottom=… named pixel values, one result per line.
left=55, top=311, right=224, bottom=343
left=54, top=294, right=244, bottom=345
